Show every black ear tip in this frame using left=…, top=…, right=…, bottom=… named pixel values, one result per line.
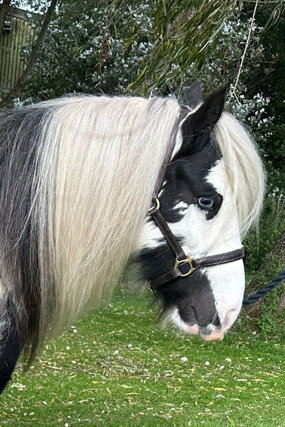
left=211, top=84, right=228, bottom=98
left=203, top=85, right=228, bottom=110
left=219, top=84, right=229, bottom=95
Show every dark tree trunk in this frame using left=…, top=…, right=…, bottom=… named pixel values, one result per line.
left=0, top=0, right=58, bottom=107
left=0, top=0, right=11, bottom=35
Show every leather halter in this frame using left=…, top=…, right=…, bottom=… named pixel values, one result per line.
left=148, top=108, right=245, bottom=291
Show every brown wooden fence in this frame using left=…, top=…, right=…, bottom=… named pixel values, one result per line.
left=0, top=6, right=35, bottom=99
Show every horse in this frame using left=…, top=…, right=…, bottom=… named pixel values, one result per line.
left=0, top=84, right=265, bottom=393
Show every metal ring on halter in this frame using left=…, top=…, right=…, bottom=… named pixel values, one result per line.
left=174, top=256, right=196, bottom=277
left=148, top=198, right=160, bottom=215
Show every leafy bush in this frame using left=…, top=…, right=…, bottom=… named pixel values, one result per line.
left=244, top=194, right=285, bottom=275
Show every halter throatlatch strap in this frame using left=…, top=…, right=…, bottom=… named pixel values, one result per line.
left=148, top=199, right=245, bottom=290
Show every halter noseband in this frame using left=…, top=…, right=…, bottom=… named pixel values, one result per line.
left=148, top=107, right=245, bottom=291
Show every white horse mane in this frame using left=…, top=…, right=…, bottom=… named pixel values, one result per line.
left=33, top=95, right=180, bottom=339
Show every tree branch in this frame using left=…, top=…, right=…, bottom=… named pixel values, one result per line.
left=229, top=0, right=259, bottom=101
left=0, top=0, right=58, bottom=107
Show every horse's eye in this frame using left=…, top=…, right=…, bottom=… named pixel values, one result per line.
left=198, top=197, right=214, bottom=210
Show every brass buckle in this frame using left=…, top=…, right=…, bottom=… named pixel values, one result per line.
left=148, top=198, right=160, bottom=215
left=174, top=256, right=196, bottom=277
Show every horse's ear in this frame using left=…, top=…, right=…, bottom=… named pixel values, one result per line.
left=187, top=85, right=227, bottom=133
left=183, top=81, right=204, bottom=109
left=176, top=86, right=227, bottom=157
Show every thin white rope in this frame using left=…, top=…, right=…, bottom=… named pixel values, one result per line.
left=229, top=0, right=260, bottom=101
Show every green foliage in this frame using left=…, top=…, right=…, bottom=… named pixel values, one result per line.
left=124, top=0, right=240, bottom=93
left=243, top=193, right=285, bottom=336
left=244, top=194, right=285, bottom=273
left=257, top=286, right=284, bottom=337
left=263, top=0, right=285, bottom=30
left=24, top=1, right=155, bottom=99
left=23, top=0, right=244, bottom=99
left=241, top=3, right=285, bottom=193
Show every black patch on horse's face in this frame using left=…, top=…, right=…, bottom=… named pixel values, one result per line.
left=158, top=136, right=222, bottom=223
left=158, top=271, right=221, bottom=328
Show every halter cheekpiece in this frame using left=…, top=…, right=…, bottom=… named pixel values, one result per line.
left=148, top=107, right=245, bottom=291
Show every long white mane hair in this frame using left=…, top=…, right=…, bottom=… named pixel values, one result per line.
left=0, top=94, right=264, bottom=361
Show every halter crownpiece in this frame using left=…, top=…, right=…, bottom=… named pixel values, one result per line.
left=148, top=107, right=245, bottom=291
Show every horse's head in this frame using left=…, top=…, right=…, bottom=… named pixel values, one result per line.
left=138, top=85, right=264, bottom=341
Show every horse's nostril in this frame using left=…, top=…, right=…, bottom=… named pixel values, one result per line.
left=199, top=326, right=212, bottom=336
left=212, top=312, right=221, bottom=327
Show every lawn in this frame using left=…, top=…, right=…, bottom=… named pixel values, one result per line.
left=1, top=286, right=285, bottom=426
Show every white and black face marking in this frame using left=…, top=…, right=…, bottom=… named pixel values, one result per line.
left=138, top=86, right=245, bottom=341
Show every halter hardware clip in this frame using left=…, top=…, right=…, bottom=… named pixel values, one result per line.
left=174, top=256, right=196, bottom=277
left=148, top=197, right=160, bottom=215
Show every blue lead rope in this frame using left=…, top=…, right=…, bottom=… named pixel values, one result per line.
left=242, top=268, right=285, bottom=307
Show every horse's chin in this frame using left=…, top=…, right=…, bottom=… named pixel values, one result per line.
left=200, top=328, right=225, bottom=341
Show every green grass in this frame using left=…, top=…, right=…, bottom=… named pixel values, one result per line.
left=1, top=286, right=285, bottom=426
